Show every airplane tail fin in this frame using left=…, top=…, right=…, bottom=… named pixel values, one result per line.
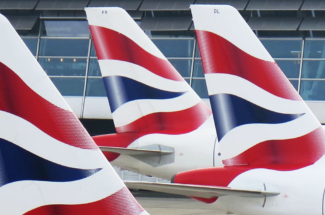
left=86, top=7, right=211, bottom=135
left=191, top=5, right=325, bottom=167
left=0, top=14, right=148, bottom=215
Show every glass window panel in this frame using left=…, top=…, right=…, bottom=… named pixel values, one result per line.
left=195, top=42, right=200, bottom=57
left=192, top=79, right=208, bottom=98
left=152, top=39, right=194, bottom=57
left=42, top=20, right=90, bottom=37
left=17, top=20, right=40, bottom=37
left=300, top=80, right=325, bottom=100
left=304, top=40, right=325, bottom=59
left=38, top=58, right=87, bottom=76
left=185, top=78, right=190, bottom=84
left=276, top=60, right=300, bottom=78
left=50, top=77, right=85, bottom=96
left=289, top=80, right=298, bottom=91
left=88, top=59, right=101, bottom=76
left=90, top=42, right=97, bottom=57
left=169, top=59, right=192, bottom=77
left=86, top=78, right=106, bottom=97
left=260, top=40, right=302, bottom=58
left=39, top=39, right=89, bottom=57
left=302, top=60, right=325, bottom=78
left=22, top=38, right=38, bottom=56
left=193, top=59, right=204, bottom=77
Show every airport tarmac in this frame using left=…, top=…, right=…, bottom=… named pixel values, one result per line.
left=133, top=191, right=225, bottom=215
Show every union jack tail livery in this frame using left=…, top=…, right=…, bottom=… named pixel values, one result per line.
left=86, top=7, right=211, bottom=135
left=0, top=14, right=148, bottom=215
left=86, top=7, right=216, bottom=178
left=192, top=4, right=325, bottom=168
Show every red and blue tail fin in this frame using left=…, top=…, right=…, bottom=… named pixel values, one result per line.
left=86, top=7, right=212, bottom=135
left=0, top=14, right=148, bottom=215
left=191, top=5, right=325, bottom=168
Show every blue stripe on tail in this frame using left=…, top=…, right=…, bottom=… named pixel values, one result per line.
left=210, top=94, right=304, bottom=141
left=103, top=76, right=186, bottom=112
left=0, top=138, right=100, bottom=187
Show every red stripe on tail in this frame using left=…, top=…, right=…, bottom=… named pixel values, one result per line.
left=24, top=187, right=144, bottom=215
left=223, top=127, right=325, bottom=166
left=195, top=30, right=301, bottom=101
left=0, top=62, right=96, bottom=149
left=90, top=26, right=184, bottom=82
left=93, top=101, right=212, bottom=161
left=115, top=101, right=212, bottom=134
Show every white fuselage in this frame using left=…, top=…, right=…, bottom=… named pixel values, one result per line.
left=111, top=116, right=222, bottom=180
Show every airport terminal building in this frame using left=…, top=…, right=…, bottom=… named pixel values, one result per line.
left=2, top=0, right=325, bottom=180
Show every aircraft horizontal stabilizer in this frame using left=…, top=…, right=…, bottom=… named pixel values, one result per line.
left=125, top=182, right=280, bottom=198
left=99, top=146, right=174, bottom=156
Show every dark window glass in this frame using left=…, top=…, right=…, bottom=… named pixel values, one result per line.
left=42, top=20, right=90, bottom=37
left=86, top=78, right=106, bottom=97
left=315, top=11, right=325, bottom=17
left=289, top=80, right=298, bottom=91
left=258, top=31, right=305, bottom=38
left=39, top=39, right=89, bottom=56
left=17, top=20, right=41, bottom=37
left=195, top=42, right=200, bottom=57
left=261, top=40, right=302, bottom=58
left=50, top=77, right=85, bottom=96
left=302, top=60, right=325, bottom=78
left=185, top=78, right=190, bottom=85
left=192, top=79, right=208, bottom=98
left=38, top=58, right=87, bottom=76
left=276, top=60, right=300, bottom=78
left=169, top=59, right=191, bottom=78
left=90, top=42, right=97, bottom=57
left=193, top=59, right=204, bottom=77
left=300, top=80, right=325, bottom=100
left=152, top=39, right=194, bottom=57
left=22, top=38, right=38, bottom=56
left=304, top=40, right=325, bottom=59
left=88, top=59, right=101, bottom=76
